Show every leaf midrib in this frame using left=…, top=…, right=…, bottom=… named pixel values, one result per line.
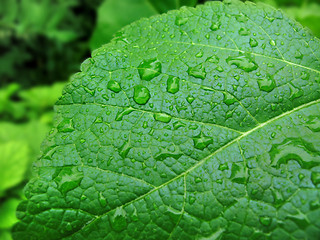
left=66, top=98, right=320, bottom=238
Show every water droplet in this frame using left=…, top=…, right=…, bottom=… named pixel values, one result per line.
left=107, top=80, right=121, bottom=93
left=188, top=64, right=206, bottom=79
left=167, top=76, right=180, bottom=94
left=154, top=113, right=172, bottom=123
left=265, top=15, right=275, bottom=22
left=195, top=51, right=203, bottom=58
left=249, top=38, right=258, bottom=47
left=306, top=116, right=320, bottom=132
left=138, top=59, right=162, bottom=81
left=102, top=94, right=109, bottom=101
left=226, top=55, right=258, bottom=72
left=133, top=85, right=151, bottom=105
left=298, top=173, right=305, bottom=180
left=80, top=139, right=86, bottom=143
left=300, top=71, right=309, bottom=80
left=310, top=200, right=320, bottom=210
left=195, top=177, right=202, bottom=183
left=143, top=121, right=148, bottom=129
left=294, top=50, right=303, bottom=59
left=186, top=96, right=195, bottom=104
left=119, top=141, right=132, bottom=158
left=207, top=55, right=219, bottom=63
left=160, top=173, right=167, bottom=178
left=110, top=207, right=127, bottom=232
left=57, top=119, right=74, bottom=133
left=99, top=193, right=107, bottom=207
left=173, top=121, right=185, bottom=130
left=239, top=27, right=250, bottom=36
left=257, top=76, right=276, bottom=92
left=210, top=23, right=220, bottom=31
left=259, top=216, right=271, bottom=226
left=288, top=84, right=303, bottom=100
left=54, top=167, right=83, bottom=195
left=216, top=65, right=224, bottom=72
left=189, top=196, right=196, bottom=204
left=311, top=172, right=320, bottom=185
left=218, top=162, right=228, bottom=171
left=270, top=138, right=320, bottom=170
left=193, top=132, right=213, bottom=150
left=175, top=16, right=188, bottom=26
left=115, top=108, right=134, bottom=121
left=269, top=40, right=276, bottom=46
left=216, top=35, right=222, bottom=40
left=223, top=92, right=237, bottom=105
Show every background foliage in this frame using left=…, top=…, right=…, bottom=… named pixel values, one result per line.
left=0, top=0, right=319, bottom=239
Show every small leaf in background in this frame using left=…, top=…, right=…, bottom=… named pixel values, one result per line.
left=0, top=198, right=20, bottom=229
left=0, top=141, right=29, bottom=195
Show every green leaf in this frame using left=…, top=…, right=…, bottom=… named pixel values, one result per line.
left=0, top=141, right=29, bottom=195
left=89, top=0, right=197, bottom=50
left=13, top=0, right=320, bottom=239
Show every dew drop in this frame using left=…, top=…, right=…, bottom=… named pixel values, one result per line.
left=195, top=51, right=203, bottom=58
left=257, top=76, right=276, bottom=92
left=133, top=85, right=151, bottom=105
left=259, top=216, right=272, bottom=226
left=107, top=80, right=121, bottom=93
left=189, top=196, right=196, bottom=204
left=298, top=173, right=305, bottom=180
left=216, top=65, right=224, bottom=72
left=269, top=40, right=276, bottom=46
left=175, top=16, right=188, bottom=26
left=223, top=92, right=237, bottom=105
left=188, top=64, right=206, bottom=79
left=138, top=59, right=162, bottom=81
left=294, top=50, right=303, bottom=59
left=288, top=84, right=303, bottom=100
left=218, top=162, right=228, bottom=171
left=249, top=38, right=258, bottom=47
left=207, top=55, right=219, bottom=63
left=311, top=172, right=320, bottom=185
left=186, top=96, right=195, bottom=104
left=102, top=94, right=109, bottom=101
left=300, top=71, right=310, bottom=80
left=210, top=23, right=220, bottom=31
left=226, top=55, right=258, bottom=72
left=99, top=193, right=107, bottom=207
left=193, top=132, right=213, bottom=150
left=195, top=177, right=202, bottom=183
left=160, top=173, right=167, bottom=178
left=154, top=113, right=172, bottom=123
left=110, top=207, right=127, bottom=232
left=167, top=76, right=180, bottom=94
left=216, top=35, right=222, bottom=40
left=239, top=27, right=250, bottom=36
left=115, top=108, right=134, bottom=121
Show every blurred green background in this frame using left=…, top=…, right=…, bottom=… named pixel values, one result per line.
left=0, top=0, right=319, bottom=239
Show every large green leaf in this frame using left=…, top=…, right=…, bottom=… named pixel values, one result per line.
left=13, top=0, right=320, bottom=239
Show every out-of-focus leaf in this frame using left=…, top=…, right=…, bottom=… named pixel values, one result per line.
left=18, top=82, right=66, bottom=114
left=0, top=141, right=29, bottom=195
left=0, top=121, right=51, bottom=164
left=90, top=0, right=158, bottom=50
left=0, top=230, right=12, bottom=240
left=0, top=198, right=20, bottom=229
left=90, top=0, right=198, bottom=50
left=285, top=3, right=320, bottom=38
